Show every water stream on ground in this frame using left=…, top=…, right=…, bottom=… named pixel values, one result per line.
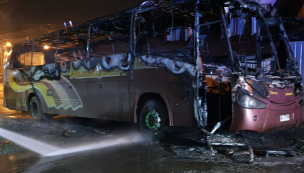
left=0, top=127, right=143, bottom=157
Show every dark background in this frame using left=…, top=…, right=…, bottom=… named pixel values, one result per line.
left=0, top=0, right=143, bottom=42
left=0, top=0, right=303, bottom=42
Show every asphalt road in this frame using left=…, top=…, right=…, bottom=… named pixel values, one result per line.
left=0, top=85, right=304, bottom=173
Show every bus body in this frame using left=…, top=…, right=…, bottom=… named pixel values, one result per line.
left=4, top=58, right=195, bottom=127
left=3, top=0, right=303, bottom=134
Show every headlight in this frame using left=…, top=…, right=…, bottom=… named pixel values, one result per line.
left=238, top=94, right=267, bottom=109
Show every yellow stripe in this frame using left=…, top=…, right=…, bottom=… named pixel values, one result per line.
left=8, top=75, right=55, bottom=108
left=61, top=76, right=83, bottom=110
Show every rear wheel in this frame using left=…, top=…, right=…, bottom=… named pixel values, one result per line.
left=139, top=100, right=169, bottom=140
left=30, top=96, right=53, bottom=122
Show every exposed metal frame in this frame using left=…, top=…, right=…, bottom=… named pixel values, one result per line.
left=256, top=22, right=261, bottom=68
left=55, top=32, right=59, bottom=62
left=220, top=6, right=235, bottom=71
left=130, top=9, right=138, bottom=79
left=257, top=8, right=282, bottom=72
left=87, top=25, right=92, bottom=59
left=31, top=40, right=35, bottom=66
left=193, top=0, right=206, bottom=127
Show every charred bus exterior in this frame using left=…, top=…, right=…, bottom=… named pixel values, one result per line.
left=3, top=0, right=303, bottom=135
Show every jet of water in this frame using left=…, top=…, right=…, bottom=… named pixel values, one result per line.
left=45, top=135, right=143, bottom=157
left=0, top=128, right=59, bottom=155
left=0, top=127, right=144, bottom=157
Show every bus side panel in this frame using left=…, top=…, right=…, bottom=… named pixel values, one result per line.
left=169, top=84, right=196, bottom=127
left=118, top=79, right=132, bottom=122
left=4, top=83, right=19, bottom=111
left=4, top=64, right=88, bottom=117
left=4, top=69, right=32, bottom=112
left=33, top=77, right=89, bottom=117
left=130, top=67, right=196, bottom=127
left=129, top=69, right=173, bottom=124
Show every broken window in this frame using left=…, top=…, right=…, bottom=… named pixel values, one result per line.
left=135, top=6, right=195, bottom=64
left=18, top=52, right=45, bottom=66
left=12, top=42, right=47, bottom=68
left=55, top=33, right=88, bottom=62
left=199, top=22, right=232, bottom=124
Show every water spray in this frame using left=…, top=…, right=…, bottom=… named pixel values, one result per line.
left=0, top=128, right=59, bottom=155
left=0, top=127, right=144, bottom=157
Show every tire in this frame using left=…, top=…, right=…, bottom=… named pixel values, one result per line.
left=139, top=99, right=169, bottom=140
left=30, top=96, right=53, bottom=122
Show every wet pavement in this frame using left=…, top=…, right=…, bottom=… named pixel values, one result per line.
left=0, top=85, right=304, bottom=173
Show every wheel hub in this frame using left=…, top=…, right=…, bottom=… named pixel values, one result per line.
left=145, top=110, right=161, bottom=131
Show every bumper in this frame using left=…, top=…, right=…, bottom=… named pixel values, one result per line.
left=230, top=103, right=303, bottom=133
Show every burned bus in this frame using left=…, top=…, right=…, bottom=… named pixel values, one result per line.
left=3, top=0, right=303, bottom=136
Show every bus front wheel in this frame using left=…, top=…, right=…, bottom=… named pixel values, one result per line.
left=139, top=99, right=169, bottom=140
left=30, top=96, right=53, bottom=122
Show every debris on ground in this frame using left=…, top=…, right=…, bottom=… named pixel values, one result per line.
left=94, top=129, right=110, bottom=136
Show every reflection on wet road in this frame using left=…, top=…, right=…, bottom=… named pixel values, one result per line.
left=0, top=85, right=304, bottom=173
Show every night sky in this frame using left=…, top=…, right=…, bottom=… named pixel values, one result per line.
left=0, top=0, right=143, bottom=41
left=0, top=0, right=303, bottom=42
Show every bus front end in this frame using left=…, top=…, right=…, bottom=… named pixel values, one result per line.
left=218, top=2, right=304, bottom=133
left=230, top=75, right=303, bottom=133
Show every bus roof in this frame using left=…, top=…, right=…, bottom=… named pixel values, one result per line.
left=14, top=0, right=265, bottom=47
left=14, top=0, right=202, bottom=46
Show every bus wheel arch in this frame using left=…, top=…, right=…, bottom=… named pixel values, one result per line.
left=29, top=95, right=53, bottom=122
left=136, top=93, right=172, bottom=139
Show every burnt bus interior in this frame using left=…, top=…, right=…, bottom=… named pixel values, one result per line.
left=203, top=2, right=303, bottom=131
left=133, top=0, right=303, bottom=130
left=8, top=0, right=303, bottom=132
left=131, top=1, right=234, bottom=128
